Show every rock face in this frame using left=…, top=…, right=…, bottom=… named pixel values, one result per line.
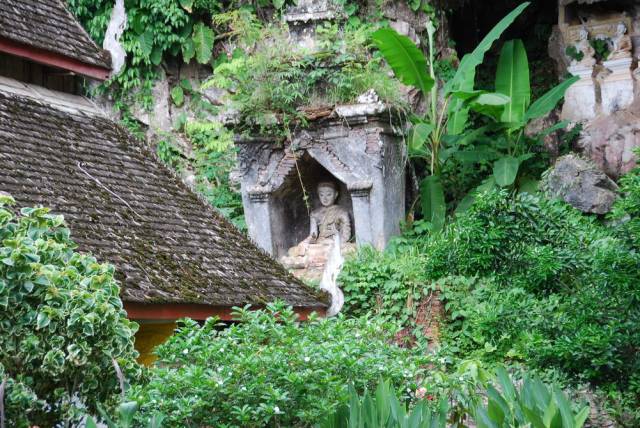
left=542, top=155, right=619, bottom=215
left=103, top=0, right=127, bottom=75
left=578, top=107, right=640, bottom=180
left=524, top=109, right=563, bottom=162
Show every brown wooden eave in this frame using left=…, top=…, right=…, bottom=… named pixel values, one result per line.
left=0, top=36, right=110, bottom=81
left=124, top=302, right=327, bottom=322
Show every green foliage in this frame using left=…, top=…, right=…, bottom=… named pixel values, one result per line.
left=590, top=38, right=610, bottom=62
left=86, top=401, right=164, bottom=428
left=474, top=368, right=589, bottom=428
left=371, top=28, right=434, bottom=95
left=340, top=246, right=431, bottom=334
left=564, top=45, right=584, bottom=63
left=495, top=40, right=530, bottom=124
left=206, top=21, right=407, bottom=137
left=373, top=4, right=530, bottom=230
left=154, top=122, right=245, bottom=228
left=610, top=157, right=640, bottom=250
left=68, top=0, right=199, bottom=107
left=0, top=195, right=140, bottom=427
left=318, top=380, right=448, bottom=428
left=320, top=369, right=589, bottom=428
left=130, top=302, right=429, bottom=427
left=428, top=191, right=640, bottom=385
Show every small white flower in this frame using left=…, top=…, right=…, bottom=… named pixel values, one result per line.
left=304, top=357, right=310, bottom=362
left=274, top=406, right=283, bottom=415
left=241, top=386, right=247, bottom=391
left=182, top=349, right=189, bottom=354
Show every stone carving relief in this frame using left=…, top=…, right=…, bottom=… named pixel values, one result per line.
left=570, top=27, right=596, bottom=68
left=560, top=15, right=637, bottom=122
left=609, top=22, right=632, bottom=61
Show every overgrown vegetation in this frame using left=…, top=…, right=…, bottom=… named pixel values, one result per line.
left=0, top=195, right=140, bottom=427
left=129, top=303, right=429, bottom=427
left=19, top=1, right=638, bottom=427
left=206, top=19, right=407, bottom=137
left=320, top=368, right=590, bottom=428
left=341, top=189, right=640, bottom=426
left=372, top=2, right=577, bottom=232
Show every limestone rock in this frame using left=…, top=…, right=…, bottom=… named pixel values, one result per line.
left=524, top=109, right=562, bottom=162
left=542, top=154, right=619, bottom=214
left=103, top=0, right=127, bottom=75
left=578, top=107, right=640, bottom=179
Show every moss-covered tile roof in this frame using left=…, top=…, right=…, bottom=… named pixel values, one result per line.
left=0, top=89, right=328, bottom=309
left=0, top=0, right=111, bottom=69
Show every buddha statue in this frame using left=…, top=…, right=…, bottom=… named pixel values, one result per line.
left=571, top=27, right=596, bottom=68
left=280, top=181, right=354, bottom=280
left=609, top=22, right=632, bottom=61
left=308, top=181, right=351, bottom=244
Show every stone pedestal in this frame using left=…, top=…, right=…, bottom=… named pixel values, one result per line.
left=601, top=57, right=634, bottom=115
left=561, top=65, right=596, bottom=122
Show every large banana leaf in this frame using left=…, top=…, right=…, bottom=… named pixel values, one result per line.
left=420, top=176, right=446, bottom=232
left=493, top=156, right=520, bottom=187
left=523, top=75, right=579, bottom=121
left=446, top=2, right=530, bottom=134
left=447, top=56, right=475, bottom=135
left=445, top=2, right=530, bottom=94
left=495, top=39, right=530, bottom=124
left=372, top=28, right=434, bottom=96
left=409, top=122, right=435, bottom=155
left=468, top=93, right=511, bottom=121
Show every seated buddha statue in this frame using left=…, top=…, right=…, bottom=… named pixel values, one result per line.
left=608, top=22, right=632, bottom=61
left=280, top=181, right=354, bottom=280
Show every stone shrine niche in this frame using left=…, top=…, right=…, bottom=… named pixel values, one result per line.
left=557, top=0, right=639, bottom=122
left=269, top=153, right=354, bottom=258
left=233, top=109, right=406, bottom=280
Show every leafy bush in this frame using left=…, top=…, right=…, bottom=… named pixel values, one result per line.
left=0, top=195, right=140, bottom=427
left=430, top=191, right=640, bottom=384
left=474, top=368, right=589, bottom=428
left=130, top=302, right=429, bottom=427
left=340, top=246, right=431, bottom=328
left=610, top=160, right=640, bottom=250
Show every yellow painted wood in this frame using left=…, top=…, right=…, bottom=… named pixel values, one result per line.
left=135, top=322, right=176, bottom=366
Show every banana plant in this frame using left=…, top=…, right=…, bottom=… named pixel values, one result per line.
left=372, top=2, right=531, bottom=232
left=455, top=39, right=579, bottom=208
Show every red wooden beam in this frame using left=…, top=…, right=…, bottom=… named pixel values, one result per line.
left=0, top=37, right=111, bottom=81
left=123, top=302, right=326, bottom=322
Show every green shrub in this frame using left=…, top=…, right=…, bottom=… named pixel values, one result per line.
left=0, top=195, right=140, bottom=427
left=610, top=161, right=640, bottom=250
left=431, top=191, right=640, bottom=384
left=340, top=246, right=431, bottom=328
left=130, top=302, right=429, bottom=427
left=206, top=21, right=407, bottom=136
